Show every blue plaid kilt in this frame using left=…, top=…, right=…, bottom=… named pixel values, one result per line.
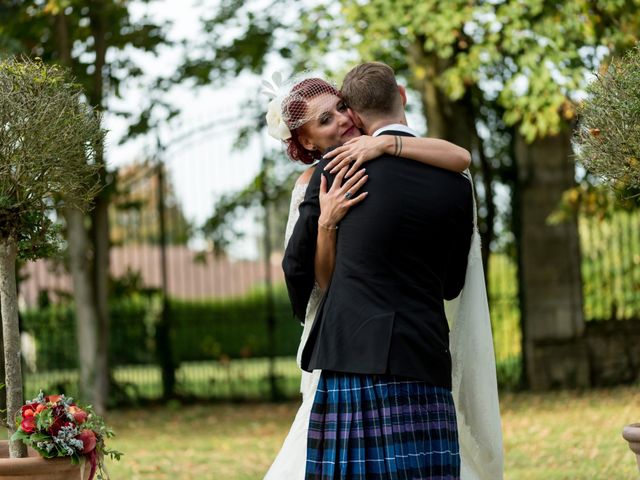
left=305, top=371, right=460, bottom=480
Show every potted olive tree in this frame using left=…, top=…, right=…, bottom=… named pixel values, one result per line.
left=0, top=57, right=102, bottom=477
left=574, top=45, right=640, bottom=471
left=575, top=46, right=640, bottom=187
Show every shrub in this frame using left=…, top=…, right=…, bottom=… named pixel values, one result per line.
left=575, top=46, right=640, bottom=188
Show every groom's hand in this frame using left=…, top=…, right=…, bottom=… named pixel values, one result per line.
left=323, top=135, right=388, bottom=178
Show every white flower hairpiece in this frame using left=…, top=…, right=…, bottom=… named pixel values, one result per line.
left=265, top=98, right=291, bottom=141
left=262, top=72, right=292, bottom=141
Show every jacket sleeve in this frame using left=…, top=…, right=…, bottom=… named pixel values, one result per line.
left=281, top=163, right=327, bottom=321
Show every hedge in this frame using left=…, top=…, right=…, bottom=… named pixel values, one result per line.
left=20, top=288, right=302, bottom=370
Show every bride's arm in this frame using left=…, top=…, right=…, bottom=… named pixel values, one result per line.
left=388, top=136, right=470, bottom=171
left=324, top=135, right=471, bottom=176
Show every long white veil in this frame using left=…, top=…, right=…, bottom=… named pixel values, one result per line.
left=445, top=171, right=504, bottom=479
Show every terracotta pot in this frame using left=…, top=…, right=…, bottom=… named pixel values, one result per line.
left=0, top=440, right=89, bottom=479
left=622, top=423, right=640, bottom=472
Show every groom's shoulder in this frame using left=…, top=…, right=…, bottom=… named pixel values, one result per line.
left=302, top=159, right=332, bottom=195
left=310, top=159, right=330, bottom=180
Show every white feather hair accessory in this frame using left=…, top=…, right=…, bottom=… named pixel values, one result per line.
left=262, top=72, right=292, bottom=141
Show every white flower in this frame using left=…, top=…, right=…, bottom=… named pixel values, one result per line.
left=266, top=98, right=291, bottom=141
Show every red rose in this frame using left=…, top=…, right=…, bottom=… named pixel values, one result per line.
left=68, top=406, right=88, bottom=424
left=21, top=404, right=36, bottom=417
left=76, top=430, right=97, bottom=454
left=20, top=416, right=36, bottom=434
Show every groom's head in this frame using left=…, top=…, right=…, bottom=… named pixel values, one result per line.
left=341, top=62, right=407, bottom=135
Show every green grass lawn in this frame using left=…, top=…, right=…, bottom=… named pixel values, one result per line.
left=101, top=385, right=639, bottom=479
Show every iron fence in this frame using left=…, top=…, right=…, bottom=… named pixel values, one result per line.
left=15, top=143, right=640, bottom=402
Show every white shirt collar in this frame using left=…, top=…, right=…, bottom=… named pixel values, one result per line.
left=372, top=123, right=419, bottom=137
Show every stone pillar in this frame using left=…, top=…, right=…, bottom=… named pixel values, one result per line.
left=515, top=130, right=589, bottom=389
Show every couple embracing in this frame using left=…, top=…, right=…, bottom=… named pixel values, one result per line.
left=264, top=62, right=503, bottom=480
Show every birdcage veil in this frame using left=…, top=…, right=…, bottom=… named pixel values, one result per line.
left=262, top=71, right=341, bottom=141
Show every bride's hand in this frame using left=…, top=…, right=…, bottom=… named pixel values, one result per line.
left=323, top=136, right=387, bottom=178
left=318, top=166, right=369, bottom=228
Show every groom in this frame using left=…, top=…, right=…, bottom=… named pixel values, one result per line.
left=283, top=62, right=473, bottom=479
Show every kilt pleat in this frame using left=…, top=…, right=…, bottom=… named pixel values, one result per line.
left=305, top=371, right=460, bottom=480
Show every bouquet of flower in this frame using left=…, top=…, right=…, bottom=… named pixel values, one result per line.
left=11, top=392, right=121, bottom=480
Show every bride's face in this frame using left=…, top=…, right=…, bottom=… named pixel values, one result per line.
left=297, top=93, right=361, bottom=153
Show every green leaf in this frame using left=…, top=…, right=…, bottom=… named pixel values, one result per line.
left=35, top=408, right=53, bottom=431
left=10, top=429, right=30, bottom=442
left=30, top=432, right=50, bottom=442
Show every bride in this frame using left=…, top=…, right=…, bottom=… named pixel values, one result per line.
left=263, top=74, right=503, bottom=479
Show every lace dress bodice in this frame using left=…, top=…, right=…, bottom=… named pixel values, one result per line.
left=284, top=182, right=307, bottom=249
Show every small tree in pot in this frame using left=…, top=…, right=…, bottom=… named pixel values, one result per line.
left=574, top=45, right=640, bottom=189
left=0, top=57, right=103, bottom=458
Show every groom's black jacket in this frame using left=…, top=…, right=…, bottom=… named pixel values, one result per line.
left=282, top=131, right=473, bottom=389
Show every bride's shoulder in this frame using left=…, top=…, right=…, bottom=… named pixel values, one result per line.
left=295, top=164, right=317, bottom=187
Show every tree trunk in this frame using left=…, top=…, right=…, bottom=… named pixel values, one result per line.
left=474, top=128, right=496, bottom=276
left=0, top=236, right=27, bottom=458
left=514, top=130, right=587, bottom=389
left=89, top=0, right=110, bottom=414
left=407, top=44, right=496, bottom=278
left=91, top=195, right=109, bottom=414
left=57, top=7, right=109, bottom=413
left=407, top=44, right=453, bottom=141
left=65, top=209, right=100, bottom=408
left=0, top=297, right=6, bottom=427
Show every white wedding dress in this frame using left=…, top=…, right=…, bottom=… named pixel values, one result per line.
left=265, top=173, right=504, bottom=480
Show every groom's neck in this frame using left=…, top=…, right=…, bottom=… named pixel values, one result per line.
left=364, top=114, right=408, bottom=136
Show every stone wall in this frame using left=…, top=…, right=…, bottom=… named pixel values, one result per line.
left=529, top=319, right=640, bottom=389
left=585, top=319, right=640, bottom=386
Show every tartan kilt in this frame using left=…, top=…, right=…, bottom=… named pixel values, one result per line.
left=305, top=371, right=460, bottom=480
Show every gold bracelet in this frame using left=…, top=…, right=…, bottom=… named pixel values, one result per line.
left=318, top=220, right=338, bottom=231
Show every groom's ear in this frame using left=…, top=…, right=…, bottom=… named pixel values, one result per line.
left=348, top=108, right=364, bottom=129
left=398, top=85, right=407, bottom=107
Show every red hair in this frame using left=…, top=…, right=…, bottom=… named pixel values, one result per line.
left=282, top=78, right=339, bottom=164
